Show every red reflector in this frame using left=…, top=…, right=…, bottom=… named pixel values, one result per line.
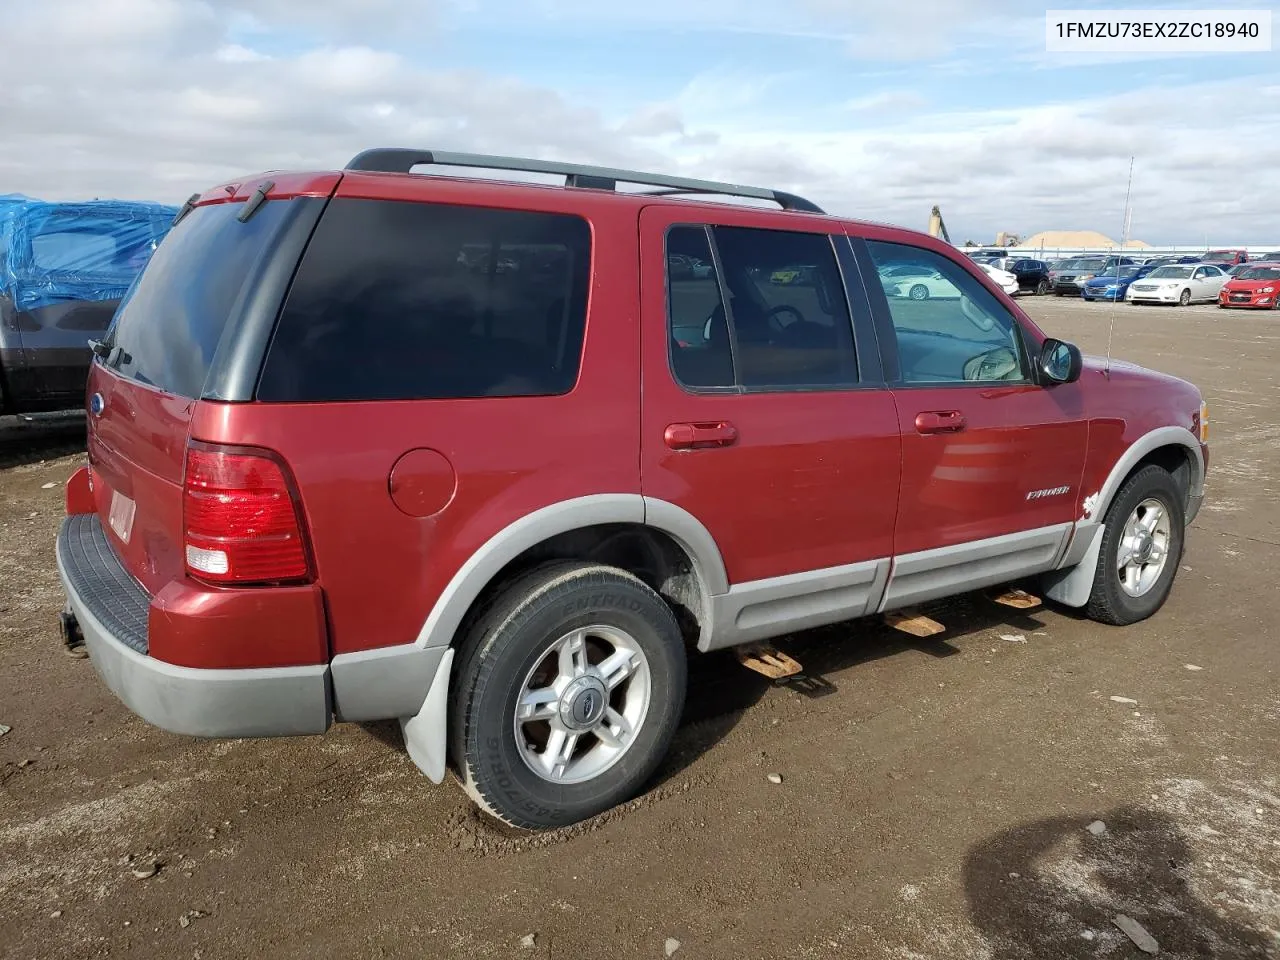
left=183, top=444, right=311, bottom=585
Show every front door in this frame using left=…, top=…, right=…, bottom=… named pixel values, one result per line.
left=639, top=206, right=900, bottom=635
left=852, top=234, right=1089, bottom=607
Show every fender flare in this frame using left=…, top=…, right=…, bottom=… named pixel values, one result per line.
left=1082, top=425, right=1204, bottom=524
left=1043, top=425, right=1204, bottom=608
left=412, top=494, right=728, bottom=650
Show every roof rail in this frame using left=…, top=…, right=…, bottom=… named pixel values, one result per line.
left=344, top=148, right=826, bottom=214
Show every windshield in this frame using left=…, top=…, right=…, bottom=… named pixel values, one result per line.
left=1060, top=258, right=1103, bottom=270
left=1098, top=266, right=1138, bottom=279
left=1237, top=266, right=1280, bottom=280
left=1148, top=266, right=1192, bottom=279
left=1203, top=252, right=1236, bottom=262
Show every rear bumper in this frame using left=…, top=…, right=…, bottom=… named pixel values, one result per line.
left=57, top=514, right=331, bottom=738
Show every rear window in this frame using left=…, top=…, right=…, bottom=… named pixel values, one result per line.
left=257, top=198, right=591, bottom=402
left=104, top=200, right=291, bottom=398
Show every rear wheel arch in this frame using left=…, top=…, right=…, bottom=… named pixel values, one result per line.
left=416, top=496, right=728, bottom=656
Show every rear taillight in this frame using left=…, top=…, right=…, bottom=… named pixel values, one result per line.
left=183, top=443, right=312, bottom=585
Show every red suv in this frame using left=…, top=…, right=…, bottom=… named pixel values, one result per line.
left=56, top=149, right=1209, bottom=829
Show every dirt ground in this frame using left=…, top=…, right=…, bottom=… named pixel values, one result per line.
left=1, top=297, right=1277, bottom=960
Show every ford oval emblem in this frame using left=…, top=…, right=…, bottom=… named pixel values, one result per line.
left=89, top=393, right=105, bottom=417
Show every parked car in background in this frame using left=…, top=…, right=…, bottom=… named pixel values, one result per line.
left=977, top=261, right=1020, bottom=296
left=1139, top=255, right=1201, bottom=268
left=1002, top=258, right=1052, bottom=294
left=1202, top=249, right=1248, bottom=266
left=1082, top=264, right=1153, bottom=301
left=1052, top=256, right=1136, bottom=295
left=878, top=263, right=959, bottom=300
left=1127, top=263, right=1230, bottom=305
left=1, top=197, right=176, bottom=415
left=1218, top=262, right=1280, bottom=310
left=1250, top=252, right=1280, bottom=263
left=53, top=147, right=1210, bottom=830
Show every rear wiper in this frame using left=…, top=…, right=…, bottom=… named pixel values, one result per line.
left=173, top=192, right=200, bottom=226
left=237, top=180, right=275, bottom=223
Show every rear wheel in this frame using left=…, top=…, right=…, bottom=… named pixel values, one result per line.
left=1178, top=288, right=1192, bottom=306
left=909, top=284, right=929, bottom=301
left=1036, top=279, right=1050, bottom=295
left=449, top=561, right=687, bottom=829
left=1085, top=465, right=1185, bottom=626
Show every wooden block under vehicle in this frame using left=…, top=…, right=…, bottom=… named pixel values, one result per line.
left=736, top=644, right=803, bottom=680
left=988, top=587, right=1042, bottom=610
left=884, top=611, right=946, bottom=637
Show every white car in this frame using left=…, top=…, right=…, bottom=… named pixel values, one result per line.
left=977, top=261, right=1021, bottom=296
left=1127, top=264, right=1229, bottom=305
left=878, top=264, right=960, bottom=300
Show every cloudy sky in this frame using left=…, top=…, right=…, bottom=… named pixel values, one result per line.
left=5, top=0, right=1278, bottom=244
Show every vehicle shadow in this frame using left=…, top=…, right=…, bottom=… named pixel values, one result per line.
left=360, top=588, right=1052, bottom=802
left=648, top=587, right=1051, bottom=789
left=0, top=414, right=86, bottom=469
left=963, top=806, right=1276, bottom=958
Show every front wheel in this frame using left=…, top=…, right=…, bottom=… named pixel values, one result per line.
left=1085, top=465, right=1186, bottom=626
left=449, top=561, right=687, bottom=829
left=909, top=284, right=929, bottom=301
left=1178, top=288, right=1192, bottom=306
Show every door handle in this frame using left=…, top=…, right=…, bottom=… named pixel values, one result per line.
left=915, top=410, right=966, bottom=434
left=664, top=421, right=739, bottom=450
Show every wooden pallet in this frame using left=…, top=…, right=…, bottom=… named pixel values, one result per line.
left=736, top=644, right=803, bottom=680
left=988, top=587, right=1042, bottom=610
left=884, top=610, right=945, bottom=637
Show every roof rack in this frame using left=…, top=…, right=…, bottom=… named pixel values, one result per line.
left=344, top=148, right=825, bottom=214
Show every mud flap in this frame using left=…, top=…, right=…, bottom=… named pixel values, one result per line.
left=1040, top=524, right=1105, bottom=608
left=399, top=647, right=455, bottom=784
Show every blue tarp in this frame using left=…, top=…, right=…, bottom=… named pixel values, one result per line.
left=1, top=198, right=178, bottom=312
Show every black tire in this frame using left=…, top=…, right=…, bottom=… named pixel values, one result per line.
left=449, top=561, right=687, bottom=829
left=1085, top=465, right=1186, bottom=626
left=1036, top=279, right=1050, bottom=295
left=1178, top=288, right=1191, bottom=306
left=909, top=284, right=929, bottom=301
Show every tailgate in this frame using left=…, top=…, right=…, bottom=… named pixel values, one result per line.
left=82, top=175, right=340, bottom=593
left=87, top=363, right=194, bottom=594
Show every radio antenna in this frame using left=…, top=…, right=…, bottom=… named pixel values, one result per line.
left=1104, top=155, right=1135, bottom=376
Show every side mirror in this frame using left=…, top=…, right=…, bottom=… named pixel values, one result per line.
left=1040, top=338, right=1082, bottom=384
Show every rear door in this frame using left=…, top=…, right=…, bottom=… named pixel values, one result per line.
left=639, top=205, right=900, bottom=613
left=850, top=233, right=1089, bottom=605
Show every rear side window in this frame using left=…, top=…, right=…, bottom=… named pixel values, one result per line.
left=666, top=224, right=857, bottom=392
left=106, top=201, right=291, bottom=398
left=257, top=199, right=591, bottom=402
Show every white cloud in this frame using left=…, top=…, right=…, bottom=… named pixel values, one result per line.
left=3, top=0, right=1279, bottom=245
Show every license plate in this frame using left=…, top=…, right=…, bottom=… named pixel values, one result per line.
left=108, top=490, right=136, bottom=544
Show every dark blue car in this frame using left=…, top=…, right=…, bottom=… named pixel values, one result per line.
left=1081, top=263, right=1153, bottom=301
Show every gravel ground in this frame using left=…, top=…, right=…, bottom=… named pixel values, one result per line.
left=1, top=297, right=1277, bottom=960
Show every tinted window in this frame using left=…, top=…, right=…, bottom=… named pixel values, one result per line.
left=258, top=199, right=591, bottom=402
left=868, top=241, right=1028, bottom=385
left=1239, top=266, right=1280, bottom=280
left=666, top=225, right=857, bottom=391
left=106, top=200, right=291, bottom=398
left=667, top=226, right=733, bottom=388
